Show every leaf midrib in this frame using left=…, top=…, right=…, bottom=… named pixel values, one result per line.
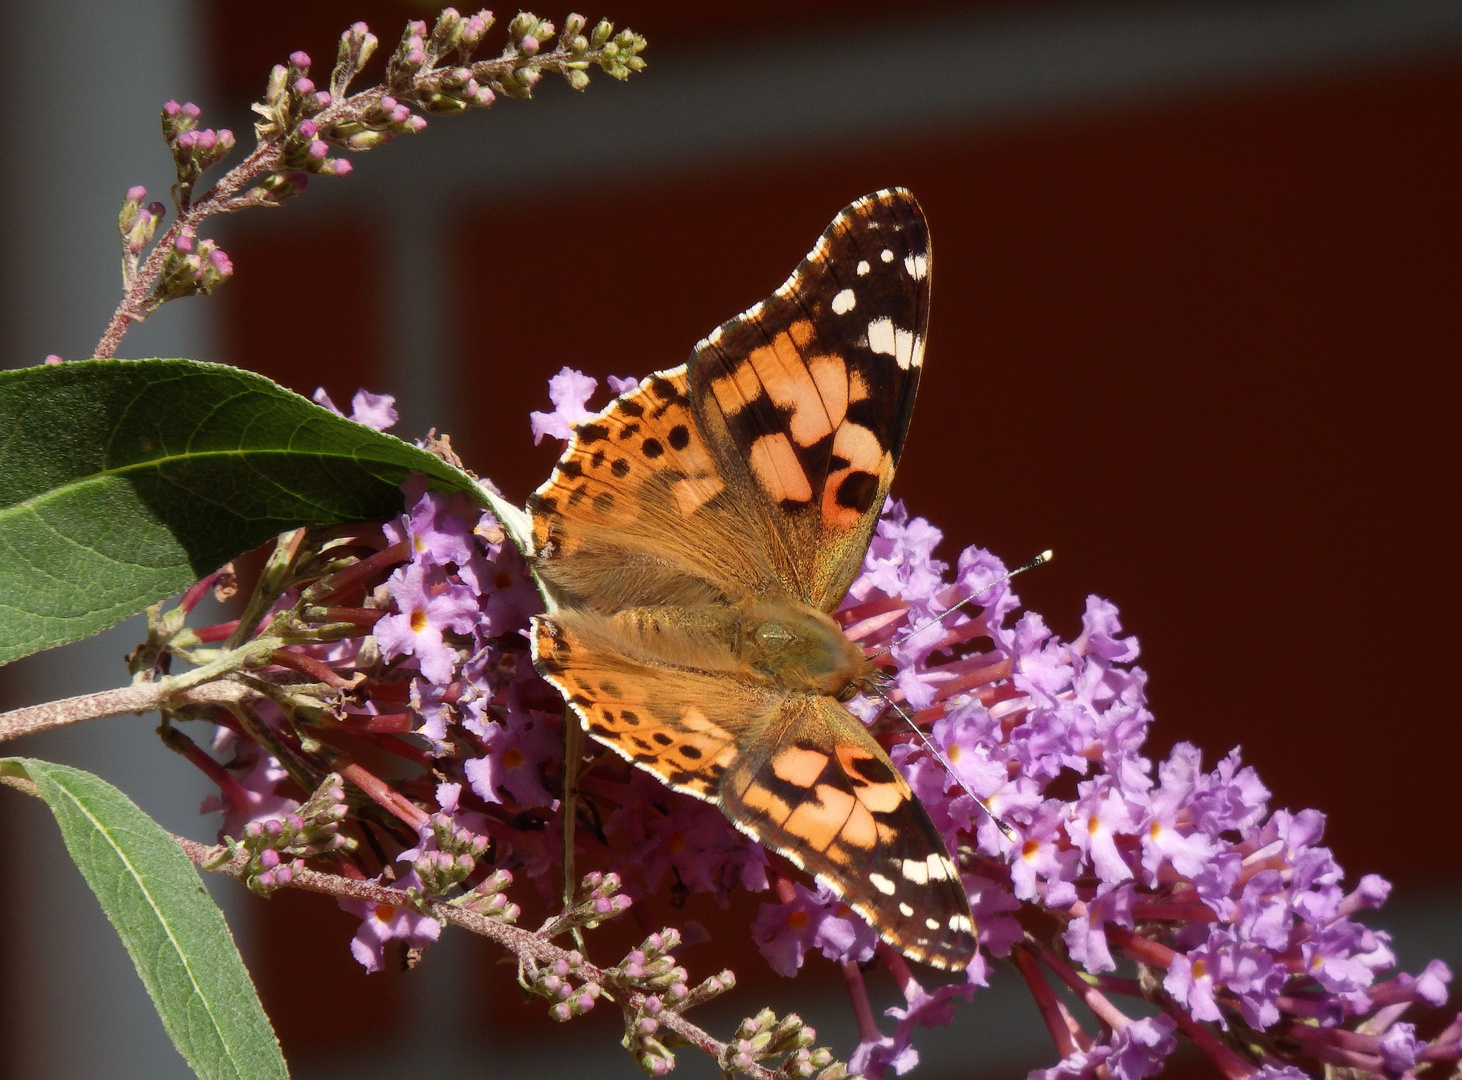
left=44, top=774, right=253, bottom=1079
left=0, top=444, right=400, bottom=517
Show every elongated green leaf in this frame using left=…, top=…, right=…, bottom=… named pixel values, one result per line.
left=0, top=358, right=490, bottom=664
left=2, top=757, right=288, bottom=1080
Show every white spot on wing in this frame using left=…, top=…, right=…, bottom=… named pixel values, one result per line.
left=866, top=319, right=922, bottom=370
left=869, top=872, right=896, bottom=896
left=856, top=260, right=870, bottom=276
left=904, top=253, right=928, bottom=281
left=880, top=249, right=894, bottom=263
left=899, top=902, right=915, bottom=917
left=831, top=289, right=855, bottom=314
left=925, top=917, right=941, bottom=930
left=902, top=858, right=929, bottom=885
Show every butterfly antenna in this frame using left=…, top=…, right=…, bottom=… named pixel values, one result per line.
left=868, top=549, right=1053, bottom=663
left=868, top=681, right=1018, bottom=843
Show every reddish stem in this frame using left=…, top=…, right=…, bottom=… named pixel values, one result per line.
left=338, top=761, right=428, bottom=829
left=311, top=539, right=410, bottom=603
left=1154, top=993, right=1256, bottom=1080
left=303, top=606, right=385, bottom=628
left=1028, top=937, right=1134, bottom=1032
left=1108, top=925, right=1180, bottom=969
left=268, top=648, right=357, bottom=689
left=1013, top=944, right=1082, bottom=1059
left=1130, top=901, right=1218, bottom=923
left=336, top=712, right=413, bottom=734
left=877, top=942, right=919, bottom=1003
left=194, top=620, right=241, bottom=643
left=841, top=960, right=884, bottom=1046
left=931, top=659, right=1015, bottom=703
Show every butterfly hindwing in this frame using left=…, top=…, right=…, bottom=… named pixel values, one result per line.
left=689, top=189, right=930, bottom=609
left=721, top=696, right=976, bottom=970
left=532, top=610, right=778, bottom=798
left=533, top=612, right=976, bottom=970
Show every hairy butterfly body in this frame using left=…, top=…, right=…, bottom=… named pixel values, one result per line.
left=527, top=188, right=976, bottom=969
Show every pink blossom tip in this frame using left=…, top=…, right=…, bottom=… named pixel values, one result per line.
left=125, top=185, right=147, bottom=202
left=298, top=119, right=318, bottom=138
left=332, top=158, right=354, bottom=177
left=162, top=99, right=180, bottom=116
left=289, top=50, right=311, bottom=68
left=521, top=34, right=539, bottom=54
left=43, top=354, right=63, bottom=365
left=181, top=101, right=201, bottom=119
left=294, top=77, right=315, bottom=94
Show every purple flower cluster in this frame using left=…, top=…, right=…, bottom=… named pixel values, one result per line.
left=188, top=374, right=1454, bottom=1080
left=522, top=371, right=1455, bottom=1078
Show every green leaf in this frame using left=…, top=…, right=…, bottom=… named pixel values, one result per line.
left=2, top=757, right=289, bottom=1080
left=0, top=358, right=504, bottom=664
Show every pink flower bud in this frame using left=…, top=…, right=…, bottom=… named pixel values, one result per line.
left=474, top=87, right=495, bottom=107
left=173, top=232, right=194, bottom=253
left=521, top=35, right=539, bottom=54
left=197, top=129, right=217, bottom=151
left=44, top=354, right=63, bottom=365
left=407, top=115, right=428, bottom=132
left=331, top=158, right=353, bottom=177
left=380, top=95, right=397, bottom=111
left=209, top=250, right=233, bottom=276
left=350, top=21, right=368, bottom=35
left=308, top=140, right=328, bottom=160
left=407, top=48, right=426, bottom=66
left=289, top=50, right=311, bottom=68
left=147, top=201, right=165, bottom=218
left=181, top=101, right=201, bottom=119
left=162, top=100, right=180, bottom=117
left=314, top=91, right=331, bottom=107
left=176, top=130, right=197, bottom=149
left=294, top=77, right=315, bottom=95
left=125, top=185, right=147, bottom=203
left=259, top=848, right=280, bottom=869
left=298, top=119, right=318, bottom=138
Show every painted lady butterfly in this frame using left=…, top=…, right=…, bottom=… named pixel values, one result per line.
left=527, top=189, right=976, bottom=970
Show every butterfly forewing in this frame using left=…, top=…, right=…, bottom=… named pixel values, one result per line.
left=528, top=367, right=780, bottom=614
left=689, top=189, right=930, bottom=610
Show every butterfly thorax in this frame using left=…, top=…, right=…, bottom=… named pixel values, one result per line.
left=593, top=598, right=875, bottom=699
left=729, top=598, right=876, bottom=699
